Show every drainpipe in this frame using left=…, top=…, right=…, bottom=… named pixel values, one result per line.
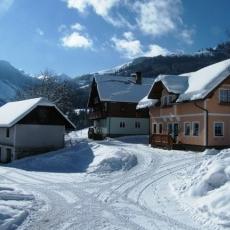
left=194, top=101, right=209, bottom=147
left=149, top=110, right=151, bottom=145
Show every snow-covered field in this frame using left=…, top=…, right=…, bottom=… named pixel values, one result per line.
left=0, top=129, right=226, bottom=229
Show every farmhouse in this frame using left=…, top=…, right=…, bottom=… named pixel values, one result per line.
left=138, top=59, right=230, bottom=150
left=0, top=97, right=75, bottom=163
left=87, top=73, right=154, bottom=139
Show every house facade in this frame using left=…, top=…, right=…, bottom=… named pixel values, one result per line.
left=88, top=73, right=154, bottom=139
left=141, top=59, right=230, bottom=150
left=0, top=98, right=75, bottom=163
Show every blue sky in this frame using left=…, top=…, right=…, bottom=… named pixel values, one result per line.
left=0, top=0, right=229, bottom=77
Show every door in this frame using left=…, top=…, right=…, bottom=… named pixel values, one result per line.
left=6, top=148, right=12, bottom=163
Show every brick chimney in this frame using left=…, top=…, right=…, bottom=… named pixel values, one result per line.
left=132, top=71, right=142, bottom=84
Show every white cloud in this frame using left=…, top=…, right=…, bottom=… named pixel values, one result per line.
left=65, top=0, right=129, bottom=27
left=111, top=36, right=142, bottom=59
left=58, top=24, right=67, bottom=32
left=0, top=0, right=14, bottom=15
left=111, top=32, right=169, bottom=59
left=144, top=44, right=169, bottom=57
left=71, top=22, right=85, bottom=31
left=61, top=31, right=93, bottom=49
left=123, top=31, right=134, bottom=40
left=134, top=0, right=182, bottom=37
left=36, top=28, right=44, bottom=36
left=66, top=0, right=119, bottom=16
left=65, top=0, right=194, bottom=45
left=180, top=29, right=194, bottom=45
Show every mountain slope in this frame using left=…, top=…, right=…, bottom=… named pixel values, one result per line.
left=0, top=60, right=38, bottom=104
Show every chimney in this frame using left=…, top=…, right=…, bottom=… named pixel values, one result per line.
left=132, top=71, right=142, bottom=84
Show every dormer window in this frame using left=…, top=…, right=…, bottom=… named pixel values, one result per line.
left=219, top=89, right=230, bottom=103
left=161, top=95, right=174, bottom=107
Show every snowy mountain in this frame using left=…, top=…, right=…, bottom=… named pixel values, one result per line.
left=73, top=40, right=230, bottom=89
left=0, top=60, right=38, bottom=105
left=37, top=73, right=71, bottom=82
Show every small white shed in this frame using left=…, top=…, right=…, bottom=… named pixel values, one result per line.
left=0, top=97, right=75, bottom=163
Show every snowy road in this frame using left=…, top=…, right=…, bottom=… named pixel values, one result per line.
left=0, top=133, right=218, bottom=230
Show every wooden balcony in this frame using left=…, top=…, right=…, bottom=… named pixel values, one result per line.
left=88, top=110, right=106, bottom=120
left=150, top=134, right=174, bottom=149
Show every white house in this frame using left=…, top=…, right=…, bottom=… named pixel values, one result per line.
left=0, top=97, right=75, bottom=163
left=87, top=73, right=154, bottom=139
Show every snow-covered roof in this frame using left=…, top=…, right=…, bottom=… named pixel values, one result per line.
left=154, top=75, right=189, bottom=94
left=94, top=75, right=154, bottom=103
left=0, top=97, right=75, bottom=128
left=177, top=59, right=230, bottom=102
left=136, top=96, right=158, bottom=109
left=148, top=59, right=230, bottom=103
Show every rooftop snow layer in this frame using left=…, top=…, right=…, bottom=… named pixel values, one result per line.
left=136, top=96, right=158, bottom=109
left=0, top=97, right=75, bottom=128
left=154, top=75, right=189, bottom=94
left=148, top=59, right=230, bottom=103
left=177, top=59, right=230, bottom=102
left=94, top=75, right=154, bottom=103
left=0, top=98, right=53, bottom=127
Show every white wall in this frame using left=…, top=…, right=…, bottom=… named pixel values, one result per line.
left=15, top=124, right=65, bottom=149
left=93, top=117, right=149, bottom=136
left=0, top=127, right=15, bottom=146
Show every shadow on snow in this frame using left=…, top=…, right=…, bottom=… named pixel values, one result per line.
left=4, top=141, right=94, bottom=173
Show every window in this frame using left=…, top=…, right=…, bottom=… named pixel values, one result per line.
left=153, top=123, right=157, bottom=134
left=184, top=122, right=191, bottom=136
left=214, top=122, right=224, bottom=137
left=6, top=128, right=10, bottom=138
left=219, top=89, right=230, bottom=103
left=135, top=121, right=140, bottom=128
left=161, top=95, right=174, bottom=107
left=159, top=123, right=163, bottom=134
left=120, top=122, right=125, bottom=128
left=168, top=123, right=173, bottom=135
left=192, top=122, right=199, bottom=136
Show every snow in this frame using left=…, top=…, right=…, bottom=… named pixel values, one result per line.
left=0, top=185, right=35, bottom=230
left=177, top=59, right=230, bottom=102
left=0, top=129, right=224, bottom=229
left=136, top=96, right=158, bottom=109
left=0, top=98, right=52, bottom=127
left=94, top=75, right=154, bottom=103
left=172, top=148, right=230, bottom=227
left=154, top=74, right=189, bottom=94
left=147, top=59, right=230, bottom=103
left=0, top=97, right=75, bottom=128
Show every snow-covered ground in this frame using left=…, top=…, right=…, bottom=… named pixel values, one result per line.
left=172, top=148, right=230, bottom=228
left=0, top=129, right=225, bottom=229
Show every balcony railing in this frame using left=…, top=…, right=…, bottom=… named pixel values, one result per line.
left=88, top=110, right=106, bottom=120
left=151, top=134, right=174, bottom=149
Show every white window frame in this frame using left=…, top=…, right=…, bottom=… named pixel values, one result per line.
left=219, top=88, right=230, bottom=103
left=184, top=122, right=191, bottom=136
left=213, top=121, right=224, bottom=137
left=192, top=121, right=200, bottom=137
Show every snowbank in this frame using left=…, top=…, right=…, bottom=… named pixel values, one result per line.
left=9, top=130, right=137, bottom=174
left=88, top=145, right=137, bottom=173
left=0, top=186, right=35, bottom=230
left=173, top=148, right=230, bottom=226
